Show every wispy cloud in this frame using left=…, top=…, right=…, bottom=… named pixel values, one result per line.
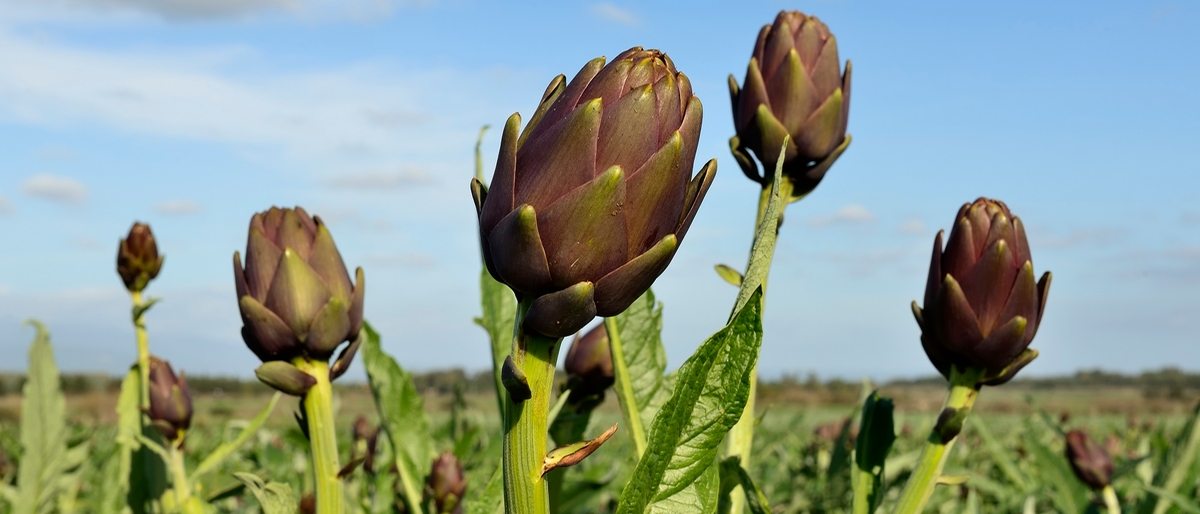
left=0, top=193, right=13, bottom=214
left=154, top=199, right=202, bottom=215
left=0, top=0, right=415, bottom=23
left=898, top=218, right=926, bottom=235
left=21, top=173, right=89, bottom=205
left=1033, top=227, right=1128, bottom=249
left=808, top=204, right=876, bottom=228
left=365, top=252, right=436, bottom=268
left=326, top=168, right=432, bottom=190
left=590, top=2, right=638, bottom=27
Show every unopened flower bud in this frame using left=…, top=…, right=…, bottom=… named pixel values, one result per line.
left=1065, top=429, right=1113, bottom=490
left=147, top=356, right=192, bottom=442
left=564, top=324, right=614, bottom=397
left=425, top=452, right=466, bottom=514
left=117, top=222, right=164, bottom=293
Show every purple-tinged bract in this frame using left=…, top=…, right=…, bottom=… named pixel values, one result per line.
left=147, top=356, right=192, bottom=442
left=564, top=324, right=615, bottom=396
left=1066, top=429, right=1113, bottom=490
left=117, top=222, right=164, bottom=293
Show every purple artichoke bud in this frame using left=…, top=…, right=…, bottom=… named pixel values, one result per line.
left=147, top=356, right=192, bottom=442
left=730, top=10, right=851, bottom=193
left=564, top=324, right=614, bottom=396
left=473, top=47, right=715, bottom=338
left=1065, top=429, right=1113, bottom=490
left=233, top=206, right=365, bottom=365
left=913, top=198, right=1052, bottom=385
left=117, top=222, right=164, bottom=293
left=425, top=451, right=466, bottom=514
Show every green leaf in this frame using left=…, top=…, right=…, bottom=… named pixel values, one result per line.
left=852, top=392, right=895, bottom=514
left=648, top=460, right=719, bottom=514
left=474, top=267, right=516, bottom=417
left=362, top=321, right=433, bottom=514
left=969, top=416, right=1032, bottom=492
left=13, top=320, right=69, bottom=514
left=616, top=289, right=763, bottom=514
left=192, top=392, right=281, bottom=479
left=1024, top=418, right=1088, bottom=514
left=1137, top=482, right=1200, bottom=514
left=1145, top=401, right=1200, bottom=514
left=233, top=472, right=298, bottom=514
left=607, top=289, right=672, bottom=459
left=467, top=464, right=504, bottom=514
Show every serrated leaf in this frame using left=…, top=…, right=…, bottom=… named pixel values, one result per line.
left=192, top=392, right=281, bottom=479
left=467, top=464, right=504, bottom=514
left=608, top=289, right=672, bottom=459
left=13, top=320, right=68, bottom=514
left=233, top=472, right=298, bottom=514
left=616, top=289, right=763, bottom=514
left=475, top=268, right=515, bottom=417
left=362, top=322, right=432, bottom=514
left=649, top=460, right=719, bottom=514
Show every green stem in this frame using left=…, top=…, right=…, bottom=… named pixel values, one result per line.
left=1102, top=486, right=1121, bottom=514
left=727, top=159, right=791, bottom=514
left=295, top=359, right=343, bottom=514
left=502, top=298, right=562, bottom=514
left=131, top=290, right=151, bottom=409
left=166, top=443, right=204, bottom=514
left=605, top=316, right=647, bottom=458
left=892, top=368, right=982, bottom=514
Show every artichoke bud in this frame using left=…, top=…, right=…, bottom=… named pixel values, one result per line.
left=1065, top=429, right=1113, bottom=490
left=146, top=356, right=192, bottom=442
left=730, top=10, right=851, bottom=194
left=564, top=324, right=615, bottom=398
left=117, top=222, right=164, bottom=293
left=475, top=47, right=715, bottom=338
left=233, top=206, right=365, bottom=367
left=914, top=198, right=1051, bottom=385
left=425, top=451, right=467, bottom=514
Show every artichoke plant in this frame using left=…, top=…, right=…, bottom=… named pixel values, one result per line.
left=146, top=356, right=192, bottom=442
left=472, top=46, right=715, bottom=338
left=912, top=198, right=1052, bottom=385
left=425, top=452, right=467, bottom=514
left=729, top=10, right=851, bottom=194
left=117, top=222, right=164, bottom=293
left=1066, top=429, right=1113, bottom=490
left=233, top=206, right=364, bottom=393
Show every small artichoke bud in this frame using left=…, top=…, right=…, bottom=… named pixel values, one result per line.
left=147, top=356, right=192, bottom=442
left=1065, top=429, right=1113, bottom=490
left=730, top=10, right=851, bottom=193
left=353, top=415, right=380, bottom=473
left=913, top=198, right=1052, bottom=385
left=117, top=222, right=164, bottom=293
left=564, top=324, right=614, bottom=397
left=233, top=207, right=365, bottom=370
left=425, top=452, right=466, bottom=514
left=475, top=47, right=715, bottom=338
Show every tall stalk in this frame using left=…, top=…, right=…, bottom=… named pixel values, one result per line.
left=502, top=298, right=563, bottom=514
left=295, top=358, right=343, bottom=514
left=131, top=291, right=151, bottom=408
left=892, top=367, right=982, bottom=514
left=605, top=316, right=646, bottom=458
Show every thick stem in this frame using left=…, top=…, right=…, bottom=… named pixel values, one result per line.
left=891, top=368, right=982, bottom=514
left=502, top=298, right=562, bottom=514
left=131, top=291, right=151, bottom=409
left=166, top=443, right=202, bottom=514
left=1102, top=486, right=1121, bottom=514
left=605, top=316, right=647, bottom=458
left=727, top=177, right=791, bottom=514
left=295, top=359, right=343, bottom=514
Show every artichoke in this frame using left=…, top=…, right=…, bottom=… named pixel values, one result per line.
left=117, top=222, right=164, bottom=293
left=233, top=207, right=364, bottom=393
left=564, top=324, right=614, bottom=397
left=146, top=356, right=192, bottom=442
left=472, top=47, right=715, bottom=338
left=425, top=451, right=466, bottom=514
left=730, top=10, right=851, bottom=193
left=1065, top=429, right=1113, bottom=490
left=912, top=198, right=1051, bottom=385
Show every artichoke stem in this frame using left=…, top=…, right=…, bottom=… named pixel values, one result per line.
left=892, top=367, right=982, bottom=514
left=1102, top=486, right=1121, bottom=514
left=295, top=358, right=344, bottom=514
left=167, top=441, right=203, bottom=514
left=503, top=297, right=562, bottom=514
left=132, top=290, right=151, bottom=410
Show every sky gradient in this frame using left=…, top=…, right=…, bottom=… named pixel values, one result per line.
left=1, top=0, right=1198, bottom=382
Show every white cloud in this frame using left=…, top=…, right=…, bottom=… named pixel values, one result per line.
left=0, top=193, right=13, bottom=214
left=0, top=0, right=415, bottom=23
left=898, top=218, right=926, bottom=235
left=1033, top=227, right=1127, bottom=249
left=154, top=199, right=202, bottom=215
left=21, top=173, right=89, bottom=205
left=365, top=252, right=436, bottom=268
left=808, top=204, right=876, bottom=228
left=327, top=168, right=433, bottom=189
left=590, top=2, right=638, bottom=26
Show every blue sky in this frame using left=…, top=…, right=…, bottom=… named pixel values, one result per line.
left=1, top=0, right=1197, bottom=381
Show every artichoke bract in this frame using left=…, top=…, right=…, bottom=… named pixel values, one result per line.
left=233, top=207, right=364, bottom=392
left=146, top=356, right=192, bottom=442
left=564, top=324, right=614, bottom=397
left=425, top=451, right=466, bottom=514
left=730, top=10, right=851, bottom=193
left=912, top=198, right=1052, bottom=385
left=473, top=47, right=715, bottom=338
left=1065, top=429, right=1113, bottom=490
left=117, top=222, right=164, bottom=293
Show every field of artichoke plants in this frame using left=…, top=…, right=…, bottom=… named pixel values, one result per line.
left=2, top=8, right=1200, bottom=514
